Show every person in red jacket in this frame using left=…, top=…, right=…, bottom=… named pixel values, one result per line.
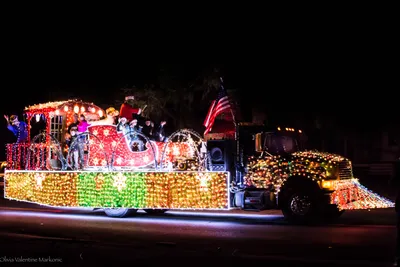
left=119, top=96, right=141, bottom=122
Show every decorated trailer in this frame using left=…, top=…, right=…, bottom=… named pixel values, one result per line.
left=3, top=99, right=394, bottom=222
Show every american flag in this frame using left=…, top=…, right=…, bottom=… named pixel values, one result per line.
left=203, top=78, right=232, bottom=135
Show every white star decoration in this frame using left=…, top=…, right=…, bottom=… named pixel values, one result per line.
left=111, top=141, right=117, bottom=148
left=172, top=146, right=180, bottom=156
left=35, top=173, right=46, bottom=190
left=93, top=158, right=99, bottom=165
left=103, top=129, right=109, bottom=136
left=129, top=159, right=135, bottom=165
left=113, top=173, right=127, bottom=192
left=197, top=173, right=209, bottom=192
left=116, top=157, right=122, bottom=164
left=143, top=155, right=149, bottom=163
left=93, top=130, right=98, bottom=135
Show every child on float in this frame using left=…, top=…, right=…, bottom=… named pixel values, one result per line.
left=65, top=126, right=83, bottom=170
left=76, top=114, right=90, bottom=161
left=128, top=119, right=144, bottom=151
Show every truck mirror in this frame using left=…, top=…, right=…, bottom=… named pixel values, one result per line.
left=255, top=133, right=262, bottom=152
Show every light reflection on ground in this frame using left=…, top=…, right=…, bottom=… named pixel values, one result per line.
left=0, top=208, right=284, bottom=224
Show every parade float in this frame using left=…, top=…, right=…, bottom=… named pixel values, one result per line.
left=3, top=99, right=394, bottom=221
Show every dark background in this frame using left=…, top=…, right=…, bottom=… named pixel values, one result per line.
left=1, top=20, right=396, bottom=161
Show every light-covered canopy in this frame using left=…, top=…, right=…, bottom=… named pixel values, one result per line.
left=25, top=99, right=105, bottom=126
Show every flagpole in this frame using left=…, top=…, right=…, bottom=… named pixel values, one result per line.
left=220, top=77, right=237, bottom=138
left=220, top=77, right=240, bottom=185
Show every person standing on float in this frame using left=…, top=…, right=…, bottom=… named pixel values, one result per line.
left=4, top=115, right=28, bottom=143
left=4, top=114, right=28, bottom=169
left=119, top=95, right=142, bottom=122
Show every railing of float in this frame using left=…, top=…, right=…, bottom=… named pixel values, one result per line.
left=65, top=132, right=109, bottom=171
left=159, top=129, right=210, bottom=171
left=28, top=132, right=65, bottom=170
left=6, top=143, right=30, bottom=170
left=5, top=133, right=65, bottom=171
left=5, top=127, right=211, bottom=172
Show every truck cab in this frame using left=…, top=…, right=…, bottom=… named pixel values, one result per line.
left=207, top=123, right=350, bottom=222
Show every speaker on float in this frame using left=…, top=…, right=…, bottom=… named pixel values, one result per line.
left=206, top=140, right=233, bottom=172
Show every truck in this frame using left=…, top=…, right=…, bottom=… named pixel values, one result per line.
left=2, top=99, right=394, bottom=223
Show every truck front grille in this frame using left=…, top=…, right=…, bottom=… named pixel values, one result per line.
left=338, top=160, right=353, bottom=179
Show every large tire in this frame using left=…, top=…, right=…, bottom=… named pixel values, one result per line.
left=144, top=209, right=168, bottom=214
left=281, top=188, right=319, bottom=223
left=104, top=208, right=137, bottom=218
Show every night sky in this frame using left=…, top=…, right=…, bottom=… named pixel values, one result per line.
left=0, top=30, right=395, bottom=160
left=2, top=51, right=394, bottom=117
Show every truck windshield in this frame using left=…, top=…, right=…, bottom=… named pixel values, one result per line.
left=263, top=133, right=299, bottom=155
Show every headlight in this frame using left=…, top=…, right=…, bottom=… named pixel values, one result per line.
left=320, top=180, right=337, bottom=190
left=1, top=161, right=7, bottom=169
left=321, top=180, right=333, bottom=189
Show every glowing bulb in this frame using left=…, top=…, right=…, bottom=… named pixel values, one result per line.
left=98, top=110, right=103, bottom=117
left=91, top=107, right=96, bottom=113
left=64, top=106, right=68, bottom=112
left=74, top=106, right=79, bottom=113
left=35, top=114, right=40, bottom=122
left=81, top=106, right=85, bottom=113
left=55, top=109, right=60, bottom=115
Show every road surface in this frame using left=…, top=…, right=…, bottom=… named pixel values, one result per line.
left=0, top=195, right=397, bottom=267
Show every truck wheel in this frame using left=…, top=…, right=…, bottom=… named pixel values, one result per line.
left=281, top=188, right=318, bottom=223
left=144, top=209, right=167, bottom=214
left=104, top=208, right=137, bottom=218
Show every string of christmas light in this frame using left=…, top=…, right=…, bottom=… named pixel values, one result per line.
left=25, top=99, right=103, bottom=116
left=4, top=171, right=229, bottom=209
left=330, top=179, right=394, bottom=210
left=6, top=98, right=394, bottom=213
left=24, top=99, right=104, bottom=144
left=6, top=128, right=205, bottom=172
left=245, top=151, right=352, bottom=193
left=6, top=143, right=58, bottom=170
left=292, top=151, right=347, bottom=162
left=87, top=125, right=198, bottom=170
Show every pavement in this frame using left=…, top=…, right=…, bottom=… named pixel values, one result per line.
left=0, top=233, right=396, bottom=267
left=0, top=173, right=399, bottom=266
left=0, top=196, right=398, bottom=267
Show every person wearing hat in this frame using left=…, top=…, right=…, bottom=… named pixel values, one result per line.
left=116, top=117, right=129, bottom=134
left=4, top=114, right=28, bottom=143
left=119, top=96, right=142, bottom=122
left=4, top=114, right=28, bottom=169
